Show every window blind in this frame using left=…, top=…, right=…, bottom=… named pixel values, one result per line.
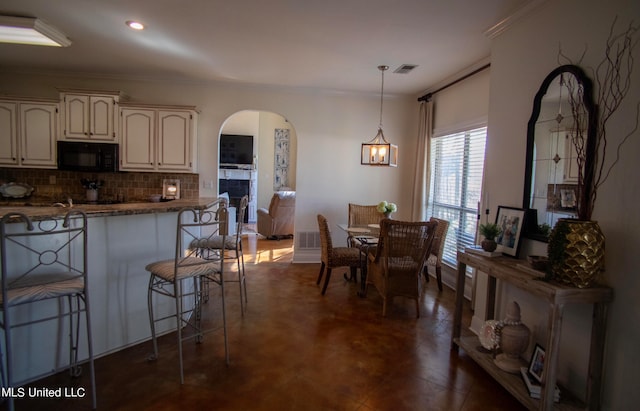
left=428, top=127, right=487, bottom=267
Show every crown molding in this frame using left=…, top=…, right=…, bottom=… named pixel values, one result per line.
left=484, top=0, right=550, bottom=40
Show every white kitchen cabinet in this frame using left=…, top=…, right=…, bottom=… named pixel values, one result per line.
left=60, top=91, right=120, bottom=142
left=0, top=101, right=18, bottom=166
left=120, top=105, right=197, bottom=173
left=0, top=99, right=58, bottom=168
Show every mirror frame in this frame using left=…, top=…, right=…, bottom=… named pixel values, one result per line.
left=522, top=64, right=597, bottom=241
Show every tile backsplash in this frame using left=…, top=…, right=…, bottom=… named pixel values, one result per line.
left=0, top=168, right=199, bottom=204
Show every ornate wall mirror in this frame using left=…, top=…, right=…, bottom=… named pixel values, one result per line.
left=522, top=65, right=596, bottom=242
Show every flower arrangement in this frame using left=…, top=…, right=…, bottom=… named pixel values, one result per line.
left=81, top=178, right=104, bottom=190
left=377, top=201, right=397, bottom=215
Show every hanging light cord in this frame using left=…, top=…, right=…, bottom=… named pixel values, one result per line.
left=378, top=65, right=388, bottom=130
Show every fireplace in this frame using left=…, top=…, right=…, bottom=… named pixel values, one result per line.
left=219, top=179, right=250, bottom=223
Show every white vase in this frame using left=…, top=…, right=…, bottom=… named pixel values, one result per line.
left=86, top=189, right=98, bottom=202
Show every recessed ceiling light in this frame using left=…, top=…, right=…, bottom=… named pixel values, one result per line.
left=126, top=21, right=145, bottom=30
left=0, top=15, right=71, bottom=47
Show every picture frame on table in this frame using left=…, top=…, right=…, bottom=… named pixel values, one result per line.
left=495, top=206, right=525, bottom=257
left=528, top=343, right=546, bottom=384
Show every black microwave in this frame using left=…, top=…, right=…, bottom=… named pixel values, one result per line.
left=57, top=141, right=119, bottom=172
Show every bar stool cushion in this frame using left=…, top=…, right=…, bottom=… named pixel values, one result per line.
left=190, top=235, right=237, bottom=250
left=1, top=273, right=84, bottom=306
left=145, top=257, right=219, bottom=281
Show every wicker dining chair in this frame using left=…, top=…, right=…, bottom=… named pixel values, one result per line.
left=348, top=203, right=384, bottom=228
left=423, top=217, right=450, bottom=291
left=316, top=214, right=362, bottom=295
left=365, top=218, right=438, bottom=317
left=346, top=203, right=385, bottom=260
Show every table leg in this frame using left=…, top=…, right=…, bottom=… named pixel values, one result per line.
left=452, top=261, right=467, bottom=350
left=586, top=302, right=608, bottom=411
left=542, top=303, right=564, bottom=411
left=357, top=246, right=368, bottom=297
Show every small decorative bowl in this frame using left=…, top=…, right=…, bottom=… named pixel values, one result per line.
left=149, top=194, right=162, bottom=203
left=527, top=255, right=548, bottom=271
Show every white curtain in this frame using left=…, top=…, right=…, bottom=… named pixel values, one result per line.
left=411, top=100, right=434, bottom=221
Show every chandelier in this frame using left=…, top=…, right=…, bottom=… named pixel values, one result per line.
left=361, top=65, right=398, bottom=167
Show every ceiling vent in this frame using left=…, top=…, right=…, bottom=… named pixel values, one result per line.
left=394, top=64, right=418, bottom=74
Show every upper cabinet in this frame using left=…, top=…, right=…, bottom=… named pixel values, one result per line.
left=60, top=90, right=121, bottom=142
left=0, top=98, right=58, bottom=168
left=120, top=104, right=198, bottom=173
left=0, top=101, right=18, bottom=166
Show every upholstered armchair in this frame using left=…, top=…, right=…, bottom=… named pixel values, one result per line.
left=257, top=191, right=296, bottom=239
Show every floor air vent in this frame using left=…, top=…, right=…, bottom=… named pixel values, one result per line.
left=297, top=231, right=321, bottom=249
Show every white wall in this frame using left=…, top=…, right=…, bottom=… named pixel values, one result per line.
left=485, top=0, right=640, bottom=408
left=0, top=72, right=418, bottom=263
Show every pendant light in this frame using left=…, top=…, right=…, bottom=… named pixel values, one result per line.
left=361, top=65, right=398, bottom=166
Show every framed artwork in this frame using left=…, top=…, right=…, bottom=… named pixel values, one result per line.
left=274, top=128, right=290, bottom=190
left=527, top=344, right=546, bottom=384
left=546, top=183, right=578, bottom=213
left=495, top=206, right=525, bottom=257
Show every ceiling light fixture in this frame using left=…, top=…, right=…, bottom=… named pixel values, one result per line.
left=361, top=65, right=398, bottom=167
left=126, top=21, right=145, bottom=30
left=0, top=15, right=71, bottom=47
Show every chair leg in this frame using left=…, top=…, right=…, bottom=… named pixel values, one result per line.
left=321, top=268, right=333, bottom=295
left=194, top=277, right=203, bottom=343
left=436, top=266, right=443, bottom=291
left=239, top=245, right=247, bottom=312
left=175, top=280, right=185, bottom=384
left=416, top=299, right=421, bottom=318
left=67, top=295, right=81, bottom=378
left=81, top=293, right=97, bottom=410
left=218, top=271, right=229, bottom=366
left=382, top=297, right=387, bottom=317
left=147, top=275, right=159, bottom=361
left=237, top=250, right=247, bottom=315
left=316, top=262, right=326, bottom=285
left=423, top=265, right=430, bottom=283
left=2, top=308, right=14, bottom=411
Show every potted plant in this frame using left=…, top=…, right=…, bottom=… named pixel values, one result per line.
left=479, top=223, right=501, bottom=252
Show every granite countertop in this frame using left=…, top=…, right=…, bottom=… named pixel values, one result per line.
left=0, top=198, right=220, bottom=222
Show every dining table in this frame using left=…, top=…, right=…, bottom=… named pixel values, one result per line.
left=337, top=223, right=380, bottom=296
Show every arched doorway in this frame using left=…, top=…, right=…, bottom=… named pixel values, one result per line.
left=218, top=110, right=297, bottom=232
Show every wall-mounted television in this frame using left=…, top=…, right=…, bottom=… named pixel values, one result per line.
left=220, top=134, right=254, bottom=167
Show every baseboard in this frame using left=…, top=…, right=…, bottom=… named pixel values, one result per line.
left=292, top=248, right=320, bottom=263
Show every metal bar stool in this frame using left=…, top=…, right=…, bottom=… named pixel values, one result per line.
left=192, top=195, right=249, bottom=315
left=0, top=210, right=96, bottom=411
left=145, top=200, right=229, bottom=384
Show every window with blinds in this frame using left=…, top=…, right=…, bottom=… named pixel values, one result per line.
left=428, top=127, right=487, bottom=267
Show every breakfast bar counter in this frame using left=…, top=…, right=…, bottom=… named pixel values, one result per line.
left=0, top=197, right=219, bottom=221
left=1, top=197, right=221, bottom=384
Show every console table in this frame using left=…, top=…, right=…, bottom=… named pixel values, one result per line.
left=451, top=251, right=612, bottom=411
